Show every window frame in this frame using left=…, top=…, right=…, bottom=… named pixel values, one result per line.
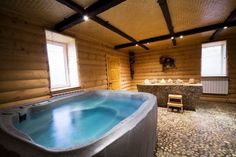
left=46, top=40, right=71, bottom=90
left=201, top=40, right=227, bottom=78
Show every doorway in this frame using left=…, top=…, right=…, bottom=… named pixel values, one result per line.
left=106, top=55, right=121, bottom=90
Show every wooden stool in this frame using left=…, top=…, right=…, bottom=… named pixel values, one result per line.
left=167, top=94, right=184, bottom=113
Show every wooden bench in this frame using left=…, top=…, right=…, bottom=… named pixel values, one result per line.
left=167, top=94, right=184, bottom=113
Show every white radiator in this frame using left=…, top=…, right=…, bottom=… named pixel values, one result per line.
left=201, top=77, right=228, bottom=94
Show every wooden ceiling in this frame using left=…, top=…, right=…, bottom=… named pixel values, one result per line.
left=169, top=0, right=236, bottom=32
left=0, top=0, right=236, bottom=51
left=70, top=20, right=130, bottom=44
left=99, top=0, right=169, bottom=40
left=0, top=0, right=75, bottom=26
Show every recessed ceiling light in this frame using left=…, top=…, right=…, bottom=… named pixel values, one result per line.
left=147, top=42, right=150, bottom=45
left=171, top=36, right=174, bottom=40
left=83, top=15, right=89, bottom=21
left=223, top=26, right=228, bottom=30
left=180, top=35, right=183, bottom=39
left=135, top=44, right=138, bottom=46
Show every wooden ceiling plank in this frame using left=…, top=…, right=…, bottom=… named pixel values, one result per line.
left=56, top=0, right=84, bottom=14
left=114, top=20, right=236, bottom=49
left=85, top=0, right=125, bottom=14
left=158, top=0, right=176, bottom=46
left=55, top=0, right=125, bottom=31
left=56, top=0, right=149, bottom=50
left=209, top=8, right=236, bottom=40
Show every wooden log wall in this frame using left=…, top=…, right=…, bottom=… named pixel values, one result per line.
left=200, top=35, right=236, bottom=103
left=69, top=33, right=132, bottom=91
left=132, top=35, right=236, bottom=103
left=0, top=12, right=50, bottom=108
left=0, top=12, right=132, bottom=108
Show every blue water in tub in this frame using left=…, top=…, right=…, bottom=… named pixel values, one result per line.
left=13, top=94, right=144, bottom=149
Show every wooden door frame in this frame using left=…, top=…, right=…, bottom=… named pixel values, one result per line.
left=106, top=54, right=121, bottom=90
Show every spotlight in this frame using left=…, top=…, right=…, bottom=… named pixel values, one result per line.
left=223, top=26, right=228, bottom=30
left=83, top=15, right=89, bottom=21
left=171, top=36, right=174, bottom=40
left=135, top=44, right=138, bottom=46
left=180, top=35, right=183, bottom=39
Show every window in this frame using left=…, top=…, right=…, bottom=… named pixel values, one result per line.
left=47, top=42, right=69, bottom=88
left=46, top=30, right=79, bottom=91
left=201, top=41, right=227, bottom=77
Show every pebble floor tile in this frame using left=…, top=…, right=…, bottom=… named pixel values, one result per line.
left=155, top=102, right=236, bottom=157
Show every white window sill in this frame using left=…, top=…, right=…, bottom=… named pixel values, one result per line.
left=201, top=76, right=228, bottom=78
left=51, top=86, right=80, bottom=93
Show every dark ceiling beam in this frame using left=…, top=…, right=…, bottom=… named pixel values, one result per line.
left=91, top=17, right=149, bottom=50
left=114, top=20, right=236, bottom=49
left=55, top=0, right=125, bottom=32
left=209, top=8, right=236, bottom=40
left=55, top=13, right=83, bottom=31
left=56, top=0, right=149, bottom=50
left=157, top=0, right=176, bottom=46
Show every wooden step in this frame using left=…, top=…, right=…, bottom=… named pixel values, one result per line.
left=167, top=102, right=183, bottom=107
left=168, top=94, right=182, bottom=99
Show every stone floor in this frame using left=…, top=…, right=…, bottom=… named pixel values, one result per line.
left=155, top=102, right=236, bottom=157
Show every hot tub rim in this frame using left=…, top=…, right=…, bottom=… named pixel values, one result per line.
left=0, top=90, right=157, bottom=156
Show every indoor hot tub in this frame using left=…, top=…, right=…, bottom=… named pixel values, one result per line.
left=0, top=90, right=157, bottom=157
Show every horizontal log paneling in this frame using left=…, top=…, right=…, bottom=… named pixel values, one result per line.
left=72, top=33, right=131, bottom=90
left=0, top=53, right=47, bottom=63
left=1, top=8, right=235, bottom=107
left=0, top=87, right=50, bottom=104
left=0, top=26, right=46, bottom=45
left=0, top=13, right=44, bottom=36
left=0, top=37, right=46, bottom=52
left=132, top=35, right=236, bottom=103
left=75, top=38, right=107, bottom=89
left=0, top=79, right=49, bottom=92
left=0, top=11, right=131, bottom=108
left=0, top=96, right=50, bottom=109
left=0, top=70, right=48, bottom=81
left=0, top=61, right=48, bottom=70
left=0, top=12, right=50, bottom=108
